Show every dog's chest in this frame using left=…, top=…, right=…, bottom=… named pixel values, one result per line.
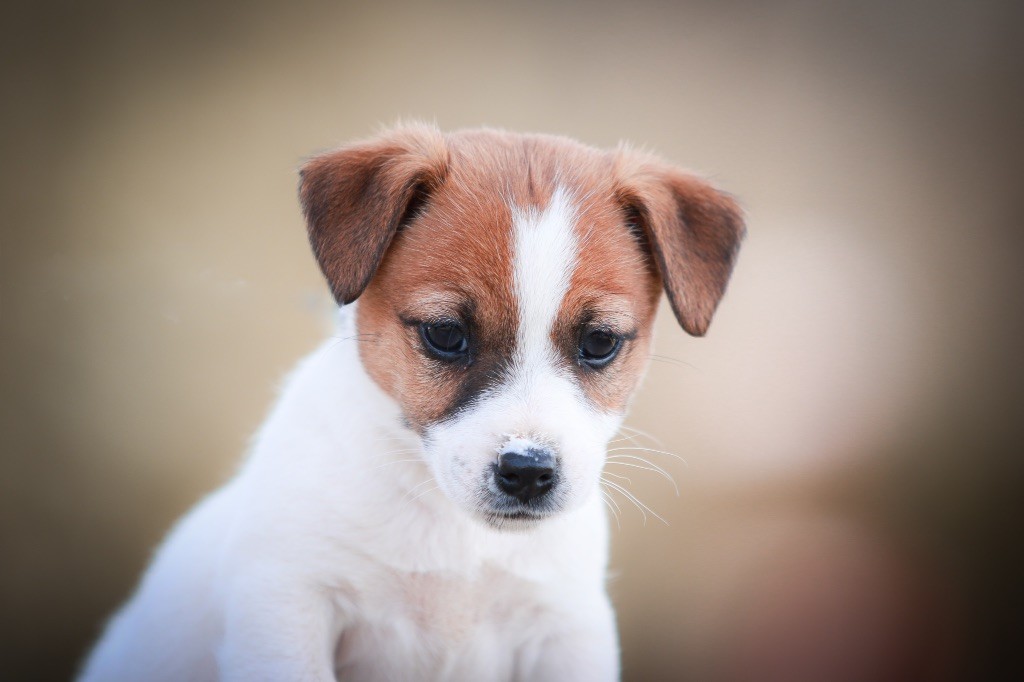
left=334, top=563, right=553, bottom=680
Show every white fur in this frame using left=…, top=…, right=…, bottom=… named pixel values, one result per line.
left=78, top=191, right=622, bottom=681
left=512, top=186, right=578, bottom=374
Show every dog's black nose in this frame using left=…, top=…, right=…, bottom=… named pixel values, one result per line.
left=495, top=448, right=556, bottom=502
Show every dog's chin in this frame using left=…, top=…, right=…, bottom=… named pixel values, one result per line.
left=477, top=508, right=554, bottom=532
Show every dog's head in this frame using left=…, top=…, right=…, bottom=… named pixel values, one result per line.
left=299, top=124, right=744, bottom=529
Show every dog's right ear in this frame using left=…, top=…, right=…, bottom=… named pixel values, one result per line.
left=299, top=125, right=449, bottom=305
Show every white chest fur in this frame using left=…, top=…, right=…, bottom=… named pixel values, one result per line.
left=335, top=562, right=562, bottom=680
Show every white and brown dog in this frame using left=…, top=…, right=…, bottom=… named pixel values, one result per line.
left=80, top=124, right=744, bottom=681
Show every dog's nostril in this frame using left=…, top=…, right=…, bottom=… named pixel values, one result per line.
left=495, top=448, right=557, bottom=502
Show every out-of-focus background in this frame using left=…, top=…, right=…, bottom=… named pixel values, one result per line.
left=2, top=0, right=1021, bottom=679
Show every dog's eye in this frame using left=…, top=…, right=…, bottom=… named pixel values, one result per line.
left=579, top=330, right=621, bottom=368
left=420, top=322, right=469, bottom=359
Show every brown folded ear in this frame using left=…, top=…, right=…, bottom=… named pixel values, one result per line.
left=299, top=124, right=449, bottom=305
left=616, top=154, right=746, bottom=336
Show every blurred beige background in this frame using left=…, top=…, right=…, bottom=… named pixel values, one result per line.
left=2, top=0, right=1021, bottom=679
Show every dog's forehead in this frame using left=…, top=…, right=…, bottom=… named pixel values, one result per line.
left=444, top=131, right=621, bottom=218
left=385, top=132, right=630, bottom=303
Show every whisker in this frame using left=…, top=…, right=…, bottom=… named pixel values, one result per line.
left=374, top=458, right=426, bottom=469
left=368, top=446, right=424, bottom=464
left=604, top=457, right=679, bottom=496
left=402, top=478, right=436, bottom=502
left=602, top=489, right=622, bottom=521
left=618, top=424, right=664, bottom=447
left=600, top=489, right=622, bottom=530
left=407, top=482, right=441, bottom=504
left=613, top=430, right=647, bottom=450
left=648, top=354, right=698, bottom=371
left=601, top=470, right=633, bottom=486
left=407, top=477, right=434, bottom=492
left=369, top=435, right=419, bottom=445
left=607, top=446, right=687, bottom=466
left=370, top=447, right=422, bottom=455
left=322, top=333, right=384, bottom=353
left=328, top=333, right=380, bottom=340
left=367, top=440, right=423, bottom=454
left=602, top=479, right=668, bottom=526
left=601, top=479, right=648, bottom=525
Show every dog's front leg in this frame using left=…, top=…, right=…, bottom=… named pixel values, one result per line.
left=526, top=595, right=620, bottom=682
left=217, top=573, right=340, bottom=682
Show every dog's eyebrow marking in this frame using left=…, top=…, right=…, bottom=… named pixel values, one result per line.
left=511, top=186, right=579, bottom=373
left=398, top=290, right=475, bottom=321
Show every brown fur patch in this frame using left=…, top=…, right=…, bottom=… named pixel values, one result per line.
left=555, top=202, right=662, bottom=413
left=299, top=124, right=449, bottom=305
left=356, top=131, right=539, bottom=429
left=614, top=151, right=746, bottom=336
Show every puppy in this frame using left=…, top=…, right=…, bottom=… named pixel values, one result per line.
left=79, top=124, right=744, bottom=681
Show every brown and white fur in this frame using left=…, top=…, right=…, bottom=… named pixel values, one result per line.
left=79, top=124, right=744, bottom=681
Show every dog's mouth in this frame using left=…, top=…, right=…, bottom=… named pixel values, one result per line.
left=480, top=508, right=550, bottom=530
left=487, top=509, right=545, bottom=521
left=478, top=499, right=562, bottom=530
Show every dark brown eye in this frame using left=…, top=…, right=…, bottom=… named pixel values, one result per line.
left=420, top=322, right=469, bottom=359
left=579, top=330, right=621, bottom=367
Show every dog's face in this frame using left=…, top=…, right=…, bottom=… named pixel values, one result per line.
left=300, top=125, right=743, bottom=529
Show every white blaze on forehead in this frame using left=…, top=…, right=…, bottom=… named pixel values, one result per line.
left=510, top=187, right=579, bottom=373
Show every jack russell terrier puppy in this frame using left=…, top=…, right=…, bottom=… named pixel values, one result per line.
left=80, top=124, right=744, bottom=681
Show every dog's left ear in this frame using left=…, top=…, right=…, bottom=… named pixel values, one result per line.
left=299, top=124, right=449, bottom=305
left=616, top=154, right=746, bottom=336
